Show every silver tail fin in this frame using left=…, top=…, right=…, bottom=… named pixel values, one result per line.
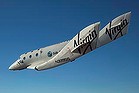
left=97, top=12, right=131, bottom=48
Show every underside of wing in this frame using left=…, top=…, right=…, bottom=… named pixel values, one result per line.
left=27, top=61, right=44, bottom=69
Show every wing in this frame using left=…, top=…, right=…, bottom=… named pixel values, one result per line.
left=35, top=22, right=100, bottom=70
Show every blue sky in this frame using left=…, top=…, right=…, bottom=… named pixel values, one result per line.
left=0, top=0, right=139, bottom=93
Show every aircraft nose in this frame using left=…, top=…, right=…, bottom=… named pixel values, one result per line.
left=9, top=62, right=19, bottom=70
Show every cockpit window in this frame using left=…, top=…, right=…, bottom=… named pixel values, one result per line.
left=23, top=57, right=26, bottom=60
left=36, top=53, right=38, bottom=57
left=20, top=60, right=24, bottom=63
left=29, top=55, right=32, bottom=58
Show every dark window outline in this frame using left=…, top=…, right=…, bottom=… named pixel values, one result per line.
left=20, top=60, right=24, bottom=63
left=23, top=57, right=26, bottom=60
left=36, top=53, right=39, bottom=57
left=29, top=55, right=32, bottom=58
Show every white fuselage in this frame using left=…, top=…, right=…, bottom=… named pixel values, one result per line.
left=9, top=41, right=69, bottom=70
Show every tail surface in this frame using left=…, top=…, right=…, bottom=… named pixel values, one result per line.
left=71, top=22, right=100, bottom=54
left=97, top=12, right=131, bottom=47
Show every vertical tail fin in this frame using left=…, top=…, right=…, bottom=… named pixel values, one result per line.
left=71, top=22, right=100, bottom=54
left=97, top=12, right=131, bottom=47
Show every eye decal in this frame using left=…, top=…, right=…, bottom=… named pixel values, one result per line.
left=47, top=51, right=52, bottom=57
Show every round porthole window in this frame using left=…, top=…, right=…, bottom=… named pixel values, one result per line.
left=47, top=51, right=52, bottom=57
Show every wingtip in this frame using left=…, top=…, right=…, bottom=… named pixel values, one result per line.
left=127, top=11, right=131, bottom=14
left=96, top=21, right=101, bottom=25
left=125, top=11, right=131, bottom=16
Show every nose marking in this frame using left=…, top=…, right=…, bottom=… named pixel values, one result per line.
left=18, top=62, right=20, bottom=65
left=9, top=59, right=27, bottom=70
